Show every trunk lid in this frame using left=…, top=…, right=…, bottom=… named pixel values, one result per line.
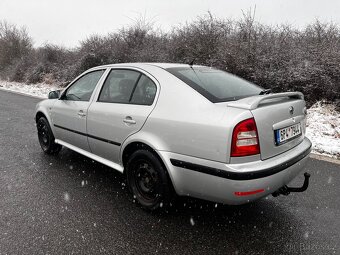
left=227, top=92, right=307, bottom=160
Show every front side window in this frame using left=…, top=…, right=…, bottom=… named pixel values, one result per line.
left=98, top=69, right=157, bottom=105
left=64, top=70, right=105, bottom=101
left=166, top=67, right=263, bottom=102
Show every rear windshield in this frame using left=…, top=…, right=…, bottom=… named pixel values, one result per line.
left=166, top=67, right=263, bottom=102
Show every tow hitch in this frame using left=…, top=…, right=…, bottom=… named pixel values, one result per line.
left=272, top=172, right=311, bottom=197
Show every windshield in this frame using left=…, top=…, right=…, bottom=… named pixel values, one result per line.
left=166, top=67, right=263, bottom=102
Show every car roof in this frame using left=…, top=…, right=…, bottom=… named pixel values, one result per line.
left=89, top=62, right=205, bottom=70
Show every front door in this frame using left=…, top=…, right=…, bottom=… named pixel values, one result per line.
left=51, top=69, right=105, bottom=151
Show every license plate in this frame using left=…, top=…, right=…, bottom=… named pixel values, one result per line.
left=275, top=123, right=302, bottom=145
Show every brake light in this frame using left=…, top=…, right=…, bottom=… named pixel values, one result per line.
left=231, top=118, right=260, bottom=157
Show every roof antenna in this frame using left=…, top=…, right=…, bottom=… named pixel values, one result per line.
left=189, top=58, right=195, bottom=67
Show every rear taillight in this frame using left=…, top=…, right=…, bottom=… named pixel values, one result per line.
left=231, top=118, right=260, bottom=157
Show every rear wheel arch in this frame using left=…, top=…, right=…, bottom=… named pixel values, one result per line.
left=123, top=142, right=176, bottom=210
left=122, top=142, right=174, bottom=183
left=122, top=142, right=162, bottom=170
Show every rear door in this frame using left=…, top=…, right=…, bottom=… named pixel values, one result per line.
left=87, top=68, right=158, bottom=163
left=51, top=69, right=105, bottom=151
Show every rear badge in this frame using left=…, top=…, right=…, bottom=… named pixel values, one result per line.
left=289, top=106, right=294, bottom=115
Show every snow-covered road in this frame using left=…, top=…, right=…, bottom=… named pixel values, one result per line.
left=1, top=80, right=339, bottom=159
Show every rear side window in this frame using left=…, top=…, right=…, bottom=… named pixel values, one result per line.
left=166, top=67, right=263, bottom=102
left=98, top=69, right=157, bottom=105
left=98, top=69, right=140, bottom=103
left=130, top=75, right=157, bottom=105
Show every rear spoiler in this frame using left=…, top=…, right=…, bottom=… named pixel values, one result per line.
left=226, top=92, right=304, bottom=110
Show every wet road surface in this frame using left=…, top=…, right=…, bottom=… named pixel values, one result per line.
left=0, top=90, right=339, bottom=254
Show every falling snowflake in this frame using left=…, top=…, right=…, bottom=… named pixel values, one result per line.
left=64, top=192, right=70, bottom=202
left=328, top=176, right=333, bottom=184
left=190, top=217, right=195, bottom=226
left=304, top=232, right=309, bottom=239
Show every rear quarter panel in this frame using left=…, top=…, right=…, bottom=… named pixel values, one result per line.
left=131, top=66, right=253, bottom=163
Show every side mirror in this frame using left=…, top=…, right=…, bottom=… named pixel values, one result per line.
left=48, top=90, right=61, bottom=99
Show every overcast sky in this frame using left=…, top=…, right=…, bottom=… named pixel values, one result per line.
left=1, top=0, right=339, bottom=48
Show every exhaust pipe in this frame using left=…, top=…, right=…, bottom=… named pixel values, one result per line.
left=272, top=172, right=311, bottom=197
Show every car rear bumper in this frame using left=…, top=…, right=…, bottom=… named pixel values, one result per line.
left=158, top=137, right=312, bottom=205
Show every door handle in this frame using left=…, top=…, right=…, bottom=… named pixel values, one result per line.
left=78, top=110, right=86, bottom=117
left=123, top=116, right=136, bottom=124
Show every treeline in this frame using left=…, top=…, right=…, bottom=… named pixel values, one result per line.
left=0, top=12, right=339, bottom=106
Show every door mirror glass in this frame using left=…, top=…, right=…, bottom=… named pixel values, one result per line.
left=48, top=90, right=61, bottom=99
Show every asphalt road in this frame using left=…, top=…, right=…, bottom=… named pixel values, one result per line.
left=0, top=90, right=339, bottom=255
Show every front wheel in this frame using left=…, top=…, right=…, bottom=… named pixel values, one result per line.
left=37, top=117, right=62, bottom=155
left=126, top=150, right=174, bottom=211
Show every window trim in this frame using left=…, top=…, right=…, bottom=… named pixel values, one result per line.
left=60, top=69, right=106, bottom=102
left=128, top=74, right=142, bottom=102
left=96, top=68, right=157, bottom=106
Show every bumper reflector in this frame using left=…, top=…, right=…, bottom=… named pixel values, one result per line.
left=234, top=189, right=264, bottom=196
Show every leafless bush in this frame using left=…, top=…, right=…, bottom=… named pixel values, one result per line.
left=0, top=21, right=32, bottom=68
left=0, top=14, right=339, bottom=106
left=20, top=44, right=75, bottom=84
left=0, top=21, right=32, bottom=80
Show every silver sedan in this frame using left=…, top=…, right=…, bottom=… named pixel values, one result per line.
left=35, top=63, right=312, bottom=210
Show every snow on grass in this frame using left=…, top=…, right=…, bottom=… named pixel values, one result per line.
left=0, top=80, right=59, bottom=98
left=0, top=80, right=339, bottom=159
left=306, top=102, right=340, bottom=159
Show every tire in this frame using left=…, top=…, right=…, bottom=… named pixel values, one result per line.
left=37, top=117, right=62, bottom=155
left=126, top=150, right=174, bottom=211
